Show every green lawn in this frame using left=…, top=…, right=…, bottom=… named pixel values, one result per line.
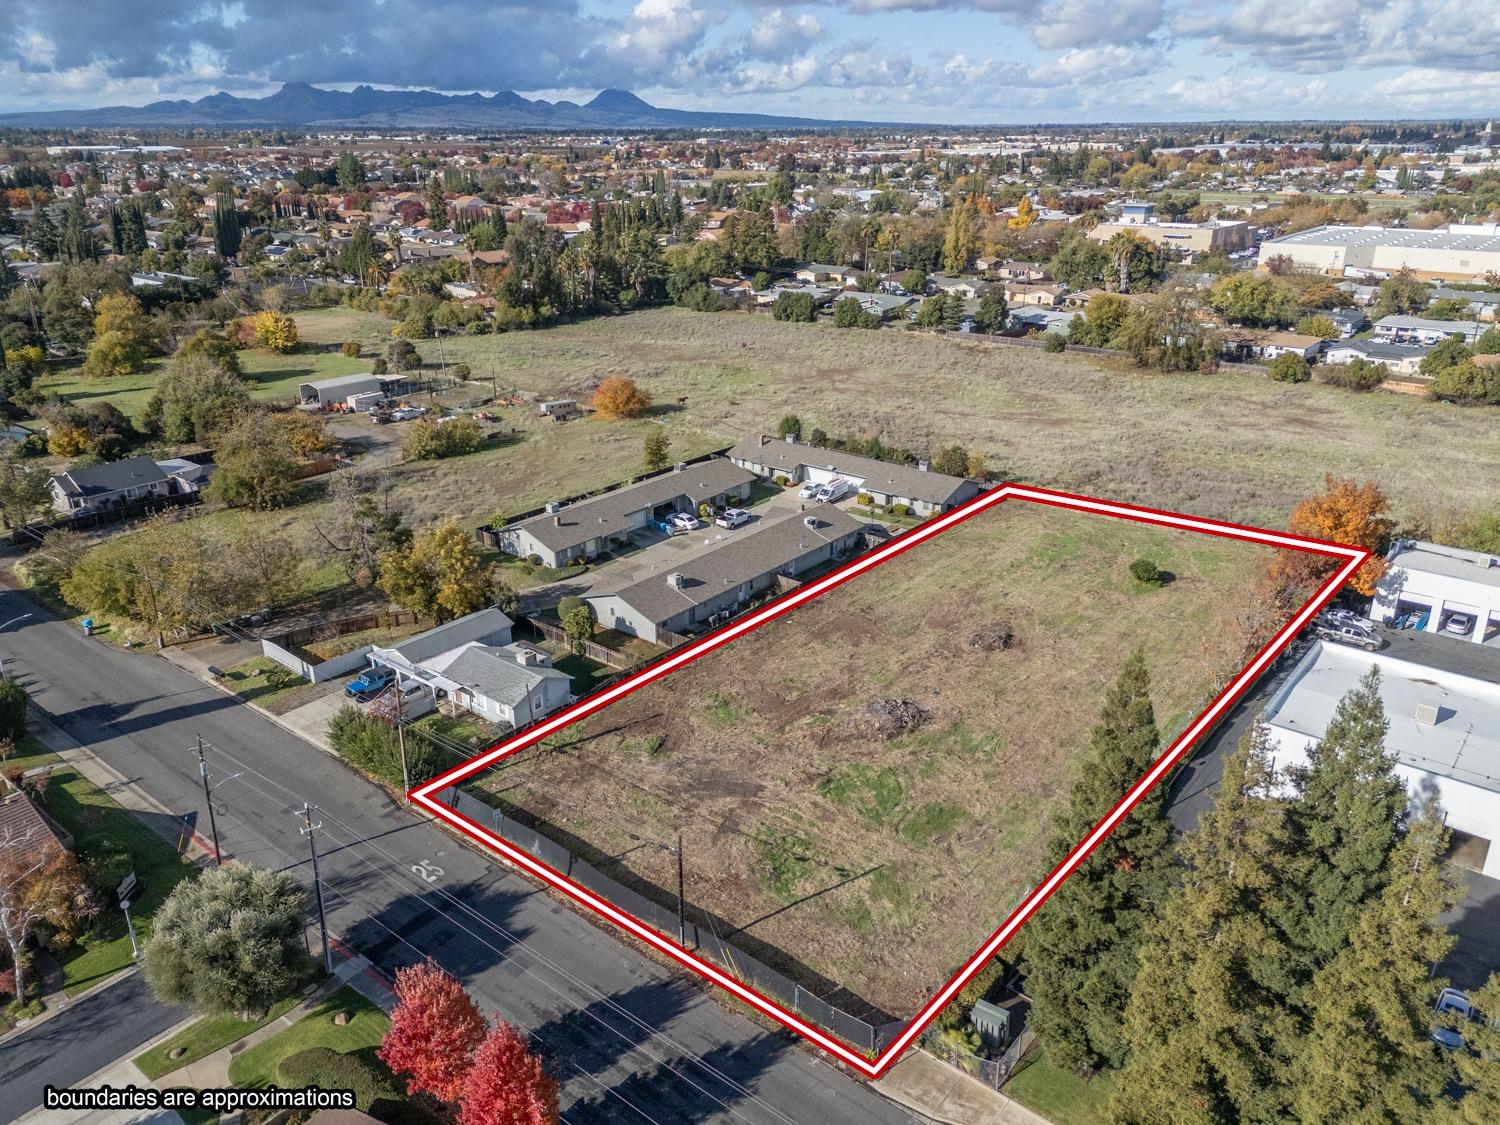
left=1004, top=1048, right=1116, bottom=1125
left=412, top=711, right=500, bottom=758
left=40, top=770, right=198, bottom=994
left=225, top=987, right=389, bottom=1088
left=552, top=651, right=618, bottom=697
left=2, top=733, right=61, bottom=779
left=221, top=656, right=313, bottom=709
left=133, top=995, right=302, bottom=1080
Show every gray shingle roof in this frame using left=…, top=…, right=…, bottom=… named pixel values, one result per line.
left=510, top=459, right=755, bottom=554
left=727, top=435, right=975, bottom=506
left=50, top=455, right=167, bottom=499
left=441, top=643, right=569, bottom=706
left=601, top=504, right=863, bottom=626
left=388, top=607, right=514, bottom=664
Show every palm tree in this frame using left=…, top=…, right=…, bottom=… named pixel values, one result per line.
left=1104, top=230, right=1147, bottom=294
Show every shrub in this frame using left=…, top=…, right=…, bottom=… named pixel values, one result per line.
left=856, top=493, right=873, bottom=506
left=403, top=416, right=483, bottom=461
left=888, top=503, right=911, bottom=517
left=341, top=340, right=361, bottom=357
left=371, top=357, right=388, bottom=375
left=526, top=554, right=543, bottom=567
left=1318, top=357, right=1389, bottom=392
left=591, top=376, right=652, bottom=419
left=1266, top=352, right=1310, bottom=383
left=771, top=291, right=816, bottom=322
left=327, top=705, right=441, bottom=787
left=277, top=1046, right=396, bottom=1111
left=76, top=838, right=133, bottom=894
left=772, top=474, right=791, bottom=487
left=450, top=362, right=471, bottom=381
left=1041, top=332, right=1067, bottom=353
left=557, top=595, right=587, bottom=620
left=1130, top=558, right=1161, bottom=585
left=0, top=680, right=27, bottom=742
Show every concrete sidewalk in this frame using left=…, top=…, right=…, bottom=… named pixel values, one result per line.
left=875, top=1050, right=1049, bottom=1125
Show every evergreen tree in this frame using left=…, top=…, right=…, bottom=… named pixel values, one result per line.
left=1291, top=802, right=1459, bottom=1125
left=107, top=205, right=123, bottom=254
left=0, top=192, right=12, bottom=236
left=1024, top=651, right=1173, bottom=1072
left=1112, top=726, right=1303, bottom=1124
left=974, top=287, right=1009, bottom=334
left=426, top=173, right=447, bottom=229
left=212, top=192, right=242, bottom=258
left=58, top=192, right=96, bottom=262
left=120, top=201, right=148, bottom=258
left=1286, top=667, right=1406, bottom=978
left=335, top=150, right=363, bottom=191
left=1441, top=972, right=1500, bottom=1124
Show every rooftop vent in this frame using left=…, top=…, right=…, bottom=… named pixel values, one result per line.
left=667, top=572, right=684, bottom=589
left=553, top=516, right=562, bottom=527
left=918, top=459, right=929, bottom=472
left=675, top=461, right=687, bottom=472
left=1414, top=702, right=1441, bottom=726
left=804, top=516, right=819, bottom=530
left=545, top=501, right=561, bottom=515
left=785, top=432, right=797, bottom=443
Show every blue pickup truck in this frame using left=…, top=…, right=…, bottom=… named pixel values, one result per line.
left=345, top=666, right=395, bottom=700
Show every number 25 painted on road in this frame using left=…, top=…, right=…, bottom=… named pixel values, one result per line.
left=411, top=861, right=444, bottom=883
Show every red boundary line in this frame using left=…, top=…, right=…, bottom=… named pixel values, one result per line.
left=409, top=484, right=1368, bottom=1078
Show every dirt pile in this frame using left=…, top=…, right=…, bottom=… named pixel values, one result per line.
left=968, top=623, right=1018, bottom=652
left=862, top=698, right=931, bottom=738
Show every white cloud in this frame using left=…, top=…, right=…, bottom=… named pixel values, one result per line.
left=745, top=8, right=823, bottom=60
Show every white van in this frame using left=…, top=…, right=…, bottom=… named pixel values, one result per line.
left=814, top=478, right=852, bottom=503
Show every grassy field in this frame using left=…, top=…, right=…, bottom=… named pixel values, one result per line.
left=377, top=306, right=1499, bottom=530
left=1197, top=189, right=1412, bottom=213
left=41, top=769, right=198, bottom=994
left=469, top=500, right=1276, bottom=1020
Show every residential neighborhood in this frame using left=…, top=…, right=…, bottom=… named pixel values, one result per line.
left=0, top=16, right=1499, bottom=1125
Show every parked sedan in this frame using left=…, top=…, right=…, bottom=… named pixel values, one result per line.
left=714, top=507, right=750, bottom=529
left=666, top=511, right=701, bottom=531
left=798, top=481, right=821, bottom=499
left=1443, top=612, right=1475, bottom=636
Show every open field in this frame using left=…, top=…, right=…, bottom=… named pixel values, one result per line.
left=381, top=306, right=1499, bottom=529
left=1196, top=189, right=1412, bottom=212
left=469, top=500, right=1277, bottom=1020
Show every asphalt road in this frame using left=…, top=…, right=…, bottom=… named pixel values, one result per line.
left=0, top=971, right=185, bottom=1122
left=0, top=588, right=913, bottom=1125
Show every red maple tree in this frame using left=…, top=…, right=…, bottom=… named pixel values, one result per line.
left=377, top=959, right=487, bottom=1102
left=458, top=1021, right=558, bottom=1125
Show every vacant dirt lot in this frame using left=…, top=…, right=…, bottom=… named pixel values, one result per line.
left=472, top=500, right=1280, bottom=1020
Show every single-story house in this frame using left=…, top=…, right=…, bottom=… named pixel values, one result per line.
left=586, top=505, right=865, bottom=644
left=497, top=459, right=755, bottom=568
left=927, top=274, right=986, bottom=299
left=1328, top=308, right=1369, bottom=337
left=1062, top=288, right=1109, bottom=309
left=1368, top=539, right=1500, bottom=645
left=992, top=260, right=1048, bottom=282
left=850, top=292, right=914, bottom=320
left=155, top=457, right=215, bottom=494
left=1428, top=287, right=1500, bottom=321
left=794, top=263, right=862, bottom=286
left=1004, top=282, right=1066, bottom=308
left=1372, top=315, right=1484, bottom=346
left=727, top=433, right=984, bottom=516
left=0, top=787, right=73, bottom=868
left=48, top=455, right=170, bottom=514
left=1261, top=641, right=1500, bottom=878
left=1258, top=331, right=1328, bottom=360
left=367, top=608, right=572, bottom=728
left=297, top=373, right=405, bottom=409
left=1009, top=307, right=1076, bottom=336
left=1321, top=338, right=1430, bottom=376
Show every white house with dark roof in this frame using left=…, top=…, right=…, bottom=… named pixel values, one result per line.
left=496, top=459, right=755, bottom=568
left=727, top=433, right=983, bottom=516
left=48, top=455, right=169, bottom=514
left=586, top=504, right=865, bottom=644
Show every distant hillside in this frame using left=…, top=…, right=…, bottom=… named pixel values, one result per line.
left=0, top=84, right=900, bottom=131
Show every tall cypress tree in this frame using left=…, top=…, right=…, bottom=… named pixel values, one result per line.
left=29, top=206, right=59, bottom=261
left=1112, top=725, right=1304, bottom=1125
left=1286, top=667, right=1406, bottom=978
left=1291, top=802, right=1459, bottom=1125
left=59, top=191, right=96, bottom=262
left=1023, top=650, right=1174, bottom=1072
left=212, top=192, right=241, bottom=258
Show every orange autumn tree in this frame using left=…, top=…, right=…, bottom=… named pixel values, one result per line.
left=1273, top=475, right=1393, bottom=596
left=378, top=959, right=488, bottom=1102
left=590, top=376, right=652, bottom=420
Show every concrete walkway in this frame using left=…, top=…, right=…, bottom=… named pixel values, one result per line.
left=18, top=1058, right=183, bottom=1125
left=875, top=1050, right=1050, bottom=1125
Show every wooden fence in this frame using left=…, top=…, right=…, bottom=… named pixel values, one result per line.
left=523, top=616, right=640, bottom=670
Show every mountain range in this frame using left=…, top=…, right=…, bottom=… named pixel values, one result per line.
left=0, top=84, right=893, bottom=131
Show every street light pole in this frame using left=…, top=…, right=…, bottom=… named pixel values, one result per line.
left=194, top=734, right=222, bottom=865
left=676, top=832, right=686, bottom=947
left=300, top=803, right=334, bottom=975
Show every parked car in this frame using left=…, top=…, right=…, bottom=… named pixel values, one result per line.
left=345, top=666, right=395, bottom=700
left=1315, top=621, right=1382, bottom=652
left=381, top=680, right=437, bottom=719
left=814, top=478, right=852, bottom=503
left=798, top=481, right=822, bottom=499
left=1318, top=608, right=1368, bottom=630
left=390, top=406, right=428, bottom=422
left=1432, top=988, right=1474, bottom=1049
left=666, top=511, right=701, bottom=531
left=1443, top=612, right=1475, bottom=636
left=715, top=508, right=750, bottom=529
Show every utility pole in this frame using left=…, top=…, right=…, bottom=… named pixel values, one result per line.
left=300, top=803, right=334, bottom=975
left=676, top=832, right=686, bottom=947
left=194, top=734, right=222, bottom=866
left=395, top=679, right=409, bottom=793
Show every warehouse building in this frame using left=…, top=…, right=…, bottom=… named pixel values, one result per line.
left=1261, top=642, right=1500, bottom=878
left=1258, top=222, right=1500, bottom=281
left=1368, top=539, right=1500, bottom=646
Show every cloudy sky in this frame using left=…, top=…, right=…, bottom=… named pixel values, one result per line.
left=2, top=0, right=1499, bottom=123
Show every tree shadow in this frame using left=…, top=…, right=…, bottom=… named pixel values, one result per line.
left=336, top=880, right=535, bottom=984
left=529, top=978, right=696, bottom=1086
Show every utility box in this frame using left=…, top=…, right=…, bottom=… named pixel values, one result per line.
left=970, top=999, right=1011, bottom=1050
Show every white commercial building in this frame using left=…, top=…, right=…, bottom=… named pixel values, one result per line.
left=1258, top=222, right=1500, bottom=281
left=1369, top=540, right=1500, bottom=646
left=1261, top=642, right=1500, bottom=877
